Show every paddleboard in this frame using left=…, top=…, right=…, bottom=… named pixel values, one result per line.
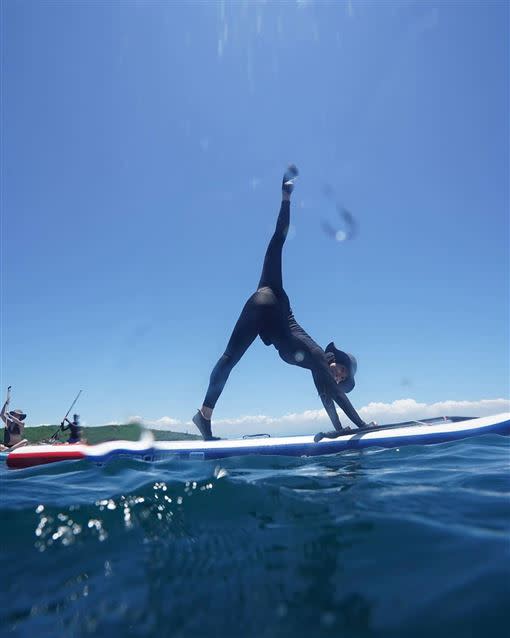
left=6, top=413, right=510, bottom=469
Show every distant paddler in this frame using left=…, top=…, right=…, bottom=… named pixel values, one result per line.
left=0, top=386, right=28, bottom=451
left=60, top=414, right=83, bottom=444
left=49, top=390, right=84, bottom=444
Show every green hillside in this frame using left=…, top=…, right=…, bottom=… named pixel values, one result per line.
left=23, top=424, right=200, bottom=445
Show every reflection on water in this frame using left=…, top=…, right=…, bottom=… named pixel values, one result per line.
left=1, top=437, right=509, bottom=637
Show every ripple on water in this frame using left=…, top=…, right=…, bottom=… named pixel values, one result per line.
left=0, top=436, right=509, bottom=637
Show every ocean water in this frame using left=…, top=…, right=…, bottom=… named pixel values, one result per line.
left=1, top=436, right=509, bottom=638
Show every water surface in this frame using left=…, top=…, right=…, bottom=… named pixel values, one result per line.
left=1, top=436, right=509, bottom=637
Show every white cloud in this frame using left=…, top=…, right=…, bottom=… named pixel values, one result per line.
left=129, top=398, right=509, bottom=438
left=358, top=398, right=510, bottom=423
left=127, top=415, right=181, bottom=430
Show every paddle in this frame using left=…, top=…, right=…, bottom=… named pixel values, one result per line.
left=49, top=390, right=82, bottom=441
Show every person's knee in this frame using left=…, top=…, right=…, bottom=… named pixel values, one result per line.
left=211, top=353, right=234, bottom=379
left=220, top=353, right=234, bottom=367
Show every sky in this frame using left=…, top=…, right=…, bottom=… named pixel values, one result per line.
left=1, top=0, right=509, bottom=436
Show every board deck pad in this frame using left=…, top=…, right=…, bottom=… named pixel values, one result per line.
left=314, top=416, right=474, bottom=439
left=6, top=413, right=510, bottom=469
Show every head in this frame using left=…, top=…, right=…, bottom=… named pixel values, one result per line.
left=331, top=363, right=349, bottom=384
left=9, top=409, right=27, bottom=421
left=325, top=342, right=358, bottom=393
left=73, top=414, right=80, bottom=424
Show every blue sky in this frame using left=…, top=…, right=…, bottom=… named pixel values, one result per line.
left=2, top=0, right=509, bottom=433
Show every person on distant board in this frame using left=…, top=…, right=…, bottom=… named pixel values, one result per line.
left=1, top=386, right=28, bottom=451
left=192, top=166, right=375, bottom=441
left=60, top=413, right=83, bottom=444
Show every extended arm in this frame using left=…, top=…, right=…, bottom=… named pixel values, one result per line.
left=312, top=370, right=344, bottom=431
left=331, top=386, right=366, bottom=428
left=0, top=401, right=7, bottom=425
left=319, top=391, right=344, bottom=431
left=312, top=361, right=366, bottom=429
left=1, top=386, right=11, bottom=425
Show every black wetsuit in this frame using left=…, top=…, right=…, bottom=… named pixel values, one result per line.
left=202, top=200, right=366, bottom=431
left=63, top=421, right=81, bottom=443
left=3, top=421, right=21, bottom=447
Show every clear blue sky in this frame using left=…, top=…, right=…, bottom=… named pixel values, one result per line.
left=2, top=1, right=508, bottom=428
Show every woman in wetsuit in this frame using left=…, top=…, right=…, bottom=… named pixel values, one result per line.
left=192, top=166, right=372, bottom=440
left=1, top=386, right=28, bottom=450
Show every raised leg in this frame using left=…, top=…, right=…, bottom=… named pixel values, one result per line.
left=257, top=200, right=290, bottom=293
left=257, top=165, right=297, bottom=292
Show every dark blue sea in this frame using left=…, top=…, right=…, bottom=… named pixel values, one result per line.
left=1, top=436, right=509, bottom=638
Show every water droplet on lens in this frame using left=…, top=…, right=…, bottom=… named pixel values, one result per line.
left=276, top=603, right=288, bottom=617
left=320, top=611, right=336, bottom=627
left=215, top=466, right=228, bottom=479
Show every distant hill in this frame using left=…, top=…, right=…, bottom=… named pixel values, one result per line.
left=23, top=424, right=200, bottom=445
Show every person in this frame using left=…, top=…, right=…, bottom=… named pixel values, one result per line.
left=1, top=386, right=28, bottom=451
left=60, top=413, right=82, bottom=444
left=192, top=165, right=374, bottom=440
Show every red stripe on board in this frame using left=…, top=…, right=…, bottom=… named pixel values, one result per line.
left=6, top=450, right=85, bottom=469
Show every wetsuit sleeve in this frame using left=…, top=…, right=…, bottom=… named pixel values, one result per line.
left=331, top=387, right=366, bottom=428
left=312, top=370, right=343, bottom=431
left=311, top=355, right=366, bottom=428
